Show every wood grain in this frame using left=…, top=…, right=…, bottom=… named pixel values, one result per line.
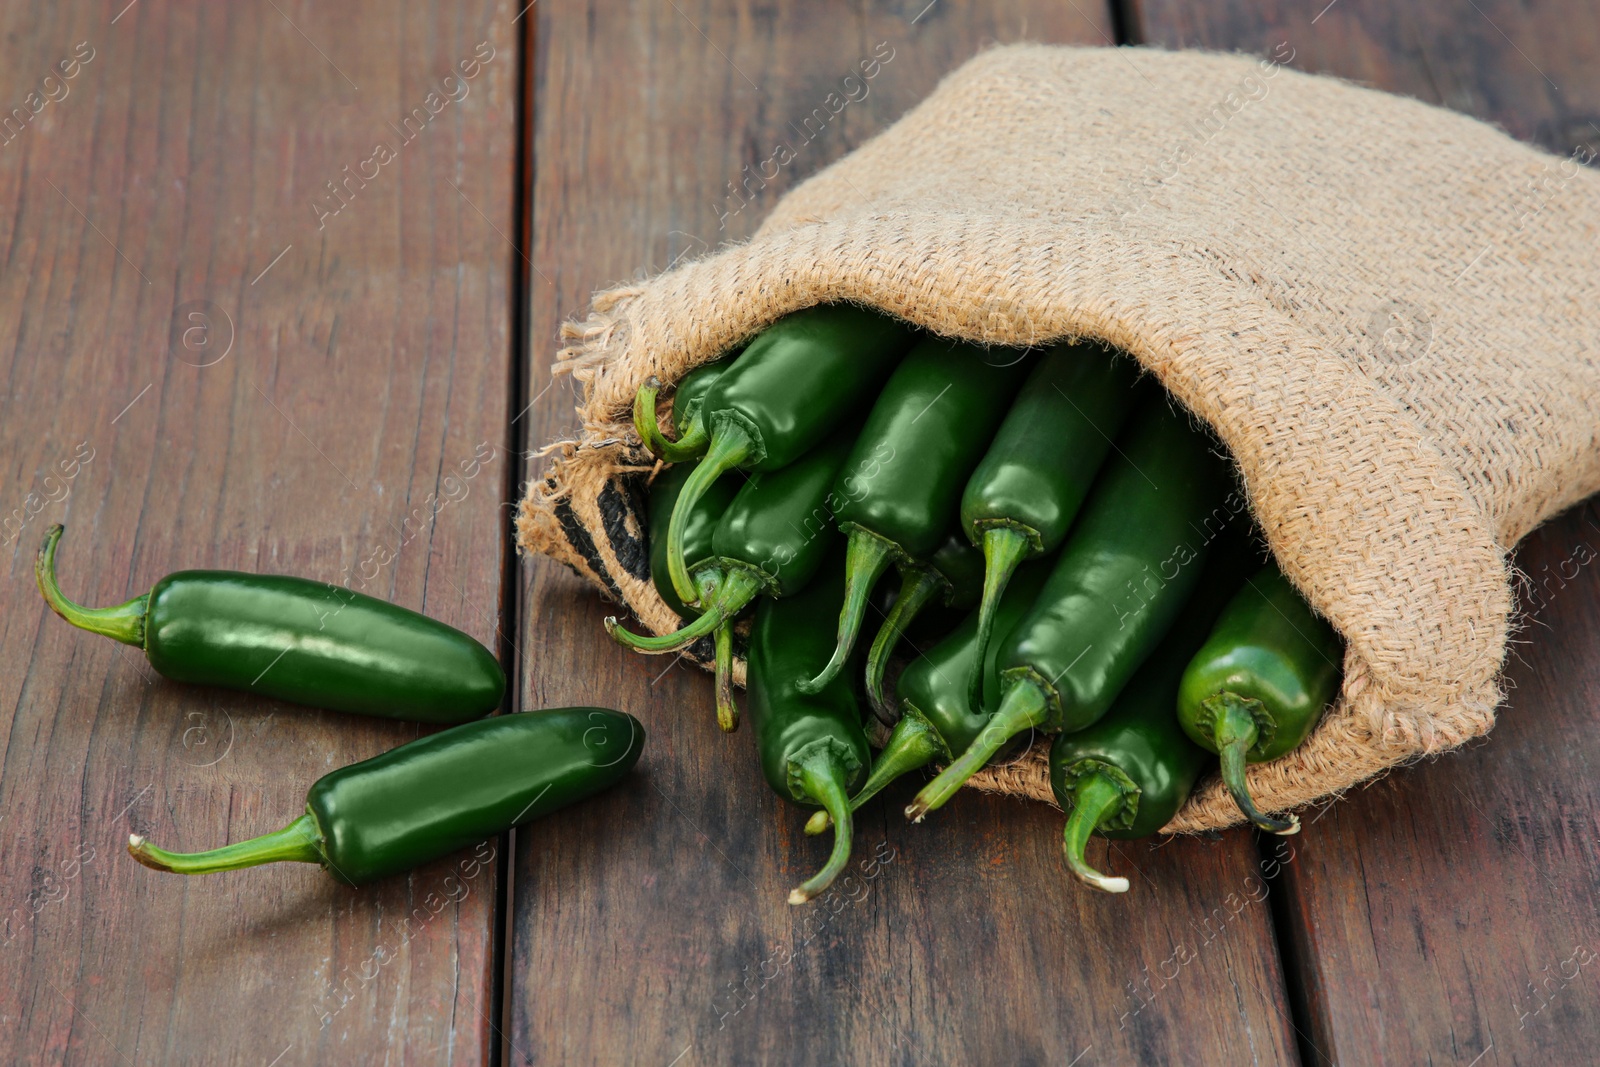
left=0, top=2, right=518, bottom=1064
left=511, top=4, right=1300, bottom=1064
left=1135, top=2, right=1600, bottom=1062
left=1270, top=504, right=1600, bottom=1066
left=1132, top=0, right=1600, bottom=160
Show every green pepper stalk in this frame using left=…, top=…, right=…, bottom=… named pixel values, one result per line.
left=1177, top=563, right=1343, bottom=834
left=806, top=556, right=1052, bottom=836
left=640, top=458, right=737, bottom=728
left=800, top=339, right=1032, bottom=694
left=908, top=396, right=1232, bottom=820
left=646, top=460, right=739, bottom=620
left=1052, top=529, right=1256, bottom=892
left=746, top=553, right=871, bottom=905
left=129, top=709, right=645, bottom=883
left=609, top=435, right=856, bottom=730
left=1058, top=770, right=1137, bottom=893
left=960, top=342, right=1141, bottom=703
left=664, top=305, right=914, bottom=604
left=36, top=524, right=504, bottom=723
left=863, top=532, right=984, bottom=723
left=633, top=357, right=733, bottom=463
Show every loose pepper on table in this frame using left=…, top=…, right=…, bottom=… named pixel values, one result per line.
left=805, top=556, right=1052, bottom=836
left=908, top=396, right=1234, bottom=820
left=799, top=339, right=1032, bottom=695
left=36, top=524, right=504, bottom=723
left=745, top=553, right=871, bottom=904
left=663, top=304, right=914, bottom=604
left=960, top=341, right=1141, bottom=700
left=609, top=434, right=854, bottom=731
left=1052, top=529, right=1256, bottom=892
left=862, top=531, right=984, bottom=723
left=646, top=459, right=738, bottom=619
left=1177, top=563, right=1343, bottom=834
left=128, top=708, right=644, bottom=883
left=634, top=356, right=733, bottom=463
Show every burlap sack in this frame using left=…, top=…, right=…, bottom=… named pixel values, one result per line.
left=517, top=44, right=1600, bottom=832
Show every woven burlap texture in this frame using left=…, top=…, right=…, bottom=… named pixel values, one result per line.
left=517, top=44, right=1600, bottom=833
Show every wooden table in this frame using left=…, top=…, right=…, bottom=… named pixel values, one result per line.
left=2, top=2, right=1594, bottom=1063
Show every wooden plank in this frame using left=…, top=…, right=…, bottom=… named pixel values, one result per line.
left=1270, top=506, right=1600, bottom=1065
left=1133, top=2, right=1600, bottom=1061
left=511, top=4, right=1301, bottom=1064
left=1131, top=0, right=1600, bottom=159
left=0, top=2, right=518, bottom=1063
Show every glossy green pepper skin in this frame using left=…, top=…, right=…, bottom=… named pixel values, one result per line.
left=609, top=434, right=855, bottom=730
left=664, top=305, right=914, bottom=603
left=708, top=434, right=854, bottom=598
left=861, top=532, right=985, bottom=721
left=1177, top=563, right=1343, bottom=834
left=646, top=461, right=737, bottom=619
left=128, top=708, right=645, bottom=884
left=746, top=556, right=871, bottom=905
left=1050, top=530, right=1256, bottom=892
left=909, top=396, right=1235, bottom=819
left=960, top=342, right=1142, bottom=701
left=36, top=525, right=504, bottom=723
left=634, top=357, right=734, bottom=463
left=802, top=339, right=1032, bottom=694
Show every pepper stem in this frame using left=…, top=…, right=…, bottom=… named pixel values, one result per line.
left=966, top=526, right=1034, bottom=705
left=798, top=527, right=899, bottom=695
left=35, top=524, right=147, bottom=647
left=666, top=424, right=755, bottom=604
left=606, top=567, right=762, bottom=654
left=633, top=377, right=708, bottom=463
left=787, top=743, right=854, bottom=905
left=906, top=677, right=1047, bottom=821
left=1061, top=770, right=1132, bottom=893
left=863, top=565, right=945, bottom=724
left=713, top=616, right=738, bottom=733
left=1209, top=693, right=1300, bottom=835
left=127, top=812, right=325, bottom=875
left=805, top=705, right=945, bottom=835
left=605, top=603, right=723, bottom=653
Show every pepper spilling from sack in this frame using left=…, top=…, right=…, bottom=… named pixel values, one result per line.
left=621, top=305, right=1344, bottom=898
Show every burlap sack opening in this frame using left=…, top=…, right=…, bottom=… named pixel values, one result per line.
left=516, top=45, right=1600, bottom=833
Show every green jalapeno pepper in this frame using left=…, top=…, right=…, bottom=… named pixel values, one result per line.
left=1052, top=530, right=1256, bottom=892
left=128, top=708, right=645, bottom=883
left=1177, top=563, right=1343, bottom=834
left=746, top=552, right=871, bottom=904
left=862, top=531, right=985, bottom=723
left=36, top=525, right=504, bottom=723
left=960, top=342, right=1141, bottom=701
left=646, top=460, right=738, bottom=619
left=805, top=555, right=1052, bottom=836
left=634, top=356, right=734, bottom=463
left=609, top=434, right=854, bottom=731
left=800, top=339, right=1032, bottom=695
left=908, top=397, right=1233, bottom=820
left=664, top=305, right=914, bottom=604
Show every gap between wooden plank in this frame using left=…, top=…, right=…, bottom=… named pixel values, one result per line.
left=492, top=7, right=540, bottom=1067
